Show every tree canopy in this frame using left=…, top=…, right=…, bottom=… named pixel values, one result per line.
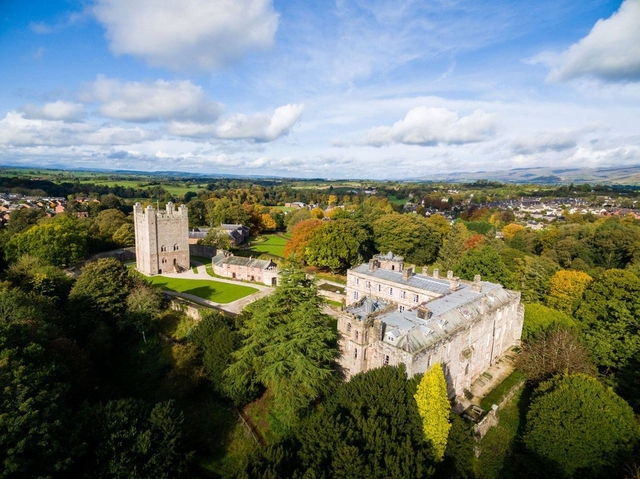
left=524, top=374, right=639, bottom=477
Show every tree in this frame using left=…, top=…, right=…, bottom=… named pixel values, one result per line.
left=283, top=218, right=322, bottom=261
left=425, top=213, right=451, bottom=236
left=0, top=342, right=75, bottom=479
left=7, top=207, right=45, bottom=234
left=310, top=206, right=324, bottom=219
left=511, top=255, right=559, bottom=303
left=502, top=223, right=526, bottom=240
left=125, top=283, right=164, bottom=342
left=112, top=223, right=135, bottom=247
left=5, top=215, right=88, bottom=267
left=522, top=303, right=576, bottom=341
left=454, top=247, right=513, bottom=287
left=437, top=222, right=469, bottom=271
left=199, top=228, right=231, bottom=251
left=372, top=213, right=442, bottom=265
left=440, top=413, right=475, bottom=479
left=260, top=213, right=277, bottom=231
left=547, top=270, right=592, bottom=313
left=5, top=255, right=74, bottom=305
left=292, top=365, right=436, bottom=479
left=79, top=399, right=190, bottom=479
left=306, top=219, right=370, bottom=272
left=517, top=326, right=595, bottom=384
left=67, top=258, right=131, bottom=342
left=225, top=267, right=337, bottom=426
left=574, top=269, right=640, bottom=374
left=414, top=364, right=451, bottom=462
left=189, top=310, right=240, bottom=396
left=524, top=374, right=639, bottom=477
left=285, top=208, right=312, bottom=232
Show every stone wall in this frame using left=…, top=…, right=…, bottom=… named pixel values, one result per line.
left=189, top=244, right=215, bottom=259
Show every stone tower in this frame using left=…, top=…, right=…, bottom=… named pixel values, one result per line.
left=133, top=202, right=190, bottom=275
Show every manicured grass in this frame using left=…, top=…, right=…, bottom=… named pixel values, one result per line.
left=387, top=195, right=408, bottom=206
left=145, top=275, right=258, bottom=303
left=240, top=234, right=290, bottom=258
left=480, top=370, right=526, bottom=411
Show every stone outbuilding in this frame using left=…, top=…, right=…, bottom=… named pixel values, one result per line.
left=212, top=251, right=278, bottom=286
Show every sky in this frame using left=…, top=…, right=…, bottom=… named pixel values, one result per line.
left=0, top=0, right=639, bottom=179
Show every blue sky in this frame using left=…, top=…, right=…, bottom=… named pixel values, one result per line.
left=0, top=0, right=639, bottom=179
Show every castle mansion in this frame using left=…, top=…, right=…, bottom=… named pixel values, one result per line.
left=339, top=252, right=524, bottom=399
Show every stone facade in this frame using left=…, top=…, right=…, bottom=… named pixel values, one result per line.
left=212, top=251, right=278, bottom=286
left=134, top=202, right=190, bottom=275
left=340, top=252, right=523, bottom=399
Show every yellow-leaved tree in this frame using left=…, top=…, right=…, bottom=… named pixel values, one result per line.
left=414, top=363, right=451, bottom=461
left=547, top=269, right=593, bottom=313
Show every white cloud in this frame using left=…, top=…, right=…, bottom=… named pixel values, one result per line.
left=0, top=112, right=154, bottom=147
left=81, top=76, right=222, bottom=122
left=21, top=101, right=85, bottom=122
left=548, top=0, right=640, bottom=82
left=212, top=103, right=304, bottom=141
left=365, top=107, right=497, bottom=147
left=92, top=0, right=279, bottom=70
left=510, top=128, right=594, bottom=155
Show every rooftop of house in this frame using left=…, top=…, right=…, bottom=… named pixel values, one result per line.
left=212, top=252, right=276, bottom=270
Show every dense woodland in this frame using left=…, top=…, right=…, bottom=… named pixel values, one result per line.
left=0, top=173, right=639, bottom=478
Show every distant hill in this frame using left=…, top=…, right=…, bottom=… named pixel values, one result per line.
left=422, top=165, right=640, bottom=185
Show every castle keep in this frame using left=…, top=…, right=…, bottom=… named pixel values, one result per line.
left=340, top=252, right=523, bottom=399
left=134, top=202, right=190, bottom=275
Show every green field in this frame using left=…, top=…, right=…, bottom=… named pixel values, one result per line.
left=238, top=233, right=291, bottom=258
left=145, top=275, right=257, bottom=303
left=77, top=179, right=207, bottom=197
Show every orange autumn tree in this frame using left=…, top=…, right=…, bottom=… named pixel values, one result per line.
left=283, top=219, right=323, bottom=262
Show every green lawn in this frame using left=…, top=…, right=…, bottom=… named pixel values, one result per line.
left=480, top=370, right=526, bottom=411
left=145, top=275, right=257, bottom=303
left=77, top=179, right=207, bottom=197
left=238, top=233, right=290, bottom=258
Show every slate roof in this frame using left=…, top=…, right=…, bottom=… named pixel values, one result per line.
left=212, top=253, right=275, bottom=270
left=351, top=264, right=453, bottom=295
left=347, top=265, right=516, bottom=355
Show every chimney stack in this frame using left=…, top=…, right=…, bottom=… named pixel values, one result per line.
left=472, top=274, right=482, bottom=292
left=403, top=266, right=414, bottom=280
left=447, top=270, right=454, bottom=280
left=433, top=268, right=439, bottom=279
left=449, top=276, right=461, bottom=291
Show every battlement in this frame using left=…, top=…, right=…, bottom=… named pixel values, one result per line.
left=134, top=202, right=188, bottom=221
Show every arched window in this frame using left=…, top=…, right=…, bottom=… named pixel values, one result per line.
left=161, top=258, right=167, bottom=264
left=173, top=243, right=179, bottom=251
left=160, top=245, right=167, bottom=252
left=347, top=323, right=352, bottom=332
left=355, top=331, right=359, bottom=340
left=354, top=348, right=358, bottom=359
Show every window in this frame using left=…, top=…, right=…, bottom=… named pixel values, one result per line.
left=363, top=349, right=367, bottom=360
left=365, top=331, right=368, bottom=341
left=400, top=291, right=406, bottom=299
left=366, top=281, right=370, bottom=288
left=355, top=278, right=359, bottom=285
left=377, top=284, right=381, bottom=292
left=353, top=291, right=359, bottom=300
left=354, top=348, right=358, bottom=359
left=173, top=243, right=179, bottom=251
left=347, top=323, right=352, bottom=332
left=160, top=245, right=167, bottom=252
left=388, top=287, right=393, bottom=296
left=399, top=305, right=405, bottom=313
left=161, top=258, right=167, bottom=264
left=384, top=355, right=390, bottom=365
left=428, top=355, right=432, bottom=367
left=413, top=294, right=419, bottom=303
left=355, top=331, right=359, bottom=340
